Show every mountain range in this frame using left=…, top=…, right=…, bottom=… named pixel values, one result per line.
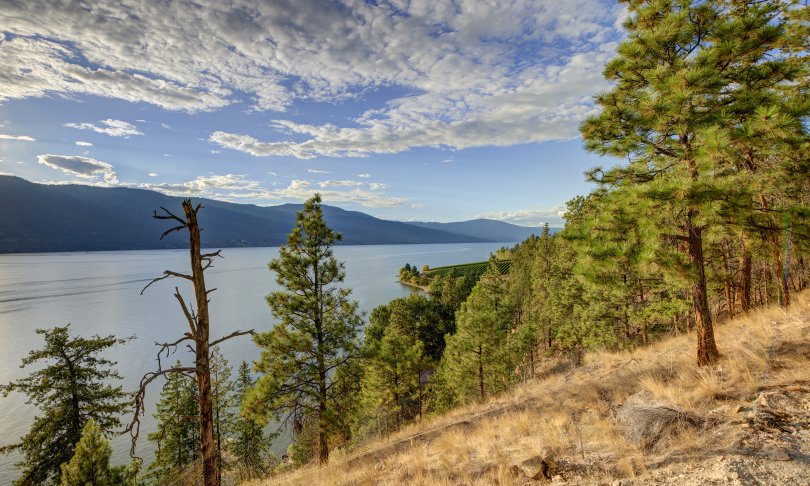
left=0, top=176, right=550, bottom=254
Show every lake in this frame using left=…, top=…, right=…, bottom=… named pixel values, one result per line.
left=0, top=242, right=508, bottom=483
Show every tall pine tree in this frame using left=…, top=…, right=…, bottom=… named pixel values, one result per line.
left=245, top=194, right=363, bottom=464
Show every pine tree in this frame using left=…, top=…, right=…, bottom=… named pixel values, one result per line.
left=147, top=364, right=200, bottom=484
left=232, top=362, right=273, bottom=481
left=436, top=263, right=513, bottom=405
left=361, top=324, right=428, bottom=429
left=245, top=194, right=363, bottom=464
left=581, top=0, right=728, bottom=365
left=209, top=347, right=236, bottom=482
left=59, top=420, right=140, bottom=486
left=0, top=326, right=130, bottom=485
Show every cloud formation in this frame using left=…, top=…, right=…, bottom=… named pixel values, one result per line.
left=37, top=154, right=118, bottom=184
left=64, top=119, right=142, bottom=137
left=136, top=175, right=405, bottom=208
left=0, top=134, right=36, bottom=141
left=74, top=141, right=93, bottom=146
left=2, top=1, right=624, bottom=157
left=476, top=206, right=567, bottom=227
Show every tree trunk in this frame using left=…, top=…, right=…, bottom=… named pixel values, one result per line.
left=739, top=247, right=752, bottom=312
left=478, top=343, right=485, bottom=401
left=721, top=249, right=734, bottom=319
left=686, top=210, right=720, bottom=366
left=682, top=150, right=719, bottom=366
left=183, top=201, right=219, bottom=486
left=318, top=395, right=329, bottom=464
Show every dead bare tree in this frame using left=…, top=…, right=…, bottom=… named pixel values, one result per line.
left=126, top=199, right=253, bottom=486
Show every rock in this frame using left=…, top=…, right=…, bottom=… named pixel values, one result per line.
left=617, top=391, right=705, bottom=452
left=513, top=455, right=557, bottom=481
left=761, top=446, right=791, bottom=461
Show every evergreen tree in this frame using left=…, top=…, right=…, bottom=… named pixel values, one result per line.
left=209, top=347, right=236, bottom=482
left=232, top=362, right=273, bottom=481
left=147, top=364, right=200, bottom=484
left=368, top=294, right=450, bottom=362
left=0, top=326, right=130, bottom=485
left=436, top=263, right=512, bottom=405
left=245, top=194, right=363, bottom=464
left=581, top=0, right=727, bottom=365
left=59, top=420, right=139, bottom=486
left=361, top=324, right=428, bottom=429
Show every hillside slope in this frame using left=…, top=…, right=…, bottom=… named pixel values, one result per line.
left=406, top=219, right=554, bottom=243
left=258, top=293, right=810, bottom=486
left=0, top=176, right=498, bottom=252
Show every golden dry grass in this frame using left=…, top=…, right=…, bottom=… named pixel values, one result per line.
left=244, top=291, right=810, bottom=486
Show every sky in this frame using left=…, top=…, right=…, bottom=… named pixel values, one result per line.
left=0, top=0, right=628, bottom=227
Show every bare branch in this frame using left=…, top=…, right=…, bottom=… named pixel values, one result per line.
left=209, top=329, right=255, bottom=347
left=126, top=364, right=195, bottom=460
left=174, top=289, right=198, bottom=337
left=160, top=224, right=188, bottom=240
left=155, top=334, right=194, bottom=371
left=201, top=250, right=222, bottom=259
left=153, top=207, right=186, bottom=224
left=140, top=270, right=193, bottom=295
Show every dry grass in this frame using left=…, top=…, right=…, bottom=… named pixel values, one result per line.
left=245, top=291, right=810, bottom=486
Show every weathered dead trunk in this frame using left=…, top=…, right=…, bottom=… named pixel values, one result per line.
left=129, top=201, right=252, bottom=484
left=182, top=201, right=219, bottom=486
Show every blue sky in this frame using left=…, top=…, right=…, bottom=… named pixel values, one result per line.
left=0, top=0, right=627, bottom=226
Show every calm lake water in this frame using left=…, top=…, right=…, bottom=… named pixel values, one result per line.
left=0, top=242, right=508, bottom=483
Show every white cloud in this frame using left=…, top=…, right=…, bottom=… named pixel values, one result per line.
left=317, top=180, right=365, bottom=188
left=37, top=154, right=118, bottom=184
left=74, top=141, right=93, bottom=146
left=0, top=134, right=36, bottom=141
left=368, top=182, right=388, bottom=191
left=140, top=174, right=261, bottom=197
left=411, top=203, right=426, bottom=209
left=64, top=119, right=142, bottom=137
left=2, top=1, right=623, bottom=154
left=148, top=172, right=158, bottom=177
left=307, top=169, right=330, bottom=174
left=264, top=180, right=406, bottom=208
left=356, top=173, right=370, bottom=178
left=137, top=175, right=405, bottom=208
left=441, top=156, right=455, bottom=164
left=160, top=123, right=172, bottom=129
left=475, top=206, right=567, bottom=227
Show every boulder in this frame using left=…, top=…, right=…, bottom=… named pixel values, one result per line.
left=511, top=455, right=557, bottom=481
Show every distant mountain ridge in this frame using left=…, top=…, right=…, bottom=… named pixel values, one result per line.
left=0, top=176, right=548, bottom=253
left=405, top=219, right=548, bottom=243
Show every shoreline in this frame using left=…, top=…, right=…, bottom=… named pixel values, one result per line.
left=397, top=280, right=430, bottom=292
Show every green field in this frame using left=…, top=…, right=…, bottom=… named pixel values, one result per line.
left=425, top=260, right=511, bottom=280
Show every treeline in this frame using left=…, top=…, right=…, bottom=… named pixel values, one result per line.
left=292, top=0, right=810, bottom=463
